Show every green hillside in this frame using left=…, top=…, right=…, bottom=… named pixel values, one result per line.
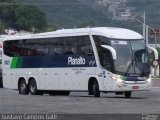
left=35, top=0, right=112, bottom=28
left=1, top=0, right=160, bottom=32
left=27, top=0, right=160, bottom=31
left=15, top=0, right=128, bottom=29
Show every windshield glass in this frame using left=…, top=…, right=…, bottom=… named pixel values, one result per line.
left=111, top=40, right=150, bottom=76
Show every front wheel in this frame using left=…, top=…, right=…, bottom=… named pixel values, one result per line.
left=93, top=80, right=100, bottom=97
left=124, top=91, right=132, bottom=98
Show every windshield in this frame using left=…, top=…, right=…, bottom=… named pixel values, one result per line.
left=111, top=40, right=150, bottom=77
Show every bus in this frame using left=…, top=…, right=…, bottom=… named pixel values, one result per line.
left=2, top=27, right=158, bottom=98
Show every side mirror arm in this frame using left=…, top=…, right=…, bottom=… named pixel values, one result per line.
left=147, top=45, right=158, bottom=60
left=101, top=45, right=117, bottom=60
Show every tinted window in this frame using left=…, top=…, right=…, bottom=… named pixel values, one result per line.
left=79, top=36, right=94, bottom=56
left=93, top=35, right=113, bottom=71
left=4, top=36, right=94, bottom=57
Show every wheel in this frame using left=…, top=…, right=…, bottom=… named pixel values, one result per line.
left=18, top=79, right=29, bottom=95
left=93, top=80, right=100, bottom=97
left=28, top=79, right=38, bottom=95
left=124, top=91, right=132, bottom=98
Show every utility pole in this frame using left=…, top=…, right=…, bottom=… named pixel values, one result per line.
left=143, top=12, right=146, bottom=41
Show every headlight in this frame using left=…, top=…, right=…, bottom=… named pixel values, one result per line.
left=111, top=76, right=124, bottom=83
left=147, top=78, right=151, bottom=83
left=111, top=76, right=118, bottom=80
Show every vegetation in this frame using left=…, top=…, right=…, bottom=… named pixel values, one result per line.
left=0, top=0, right=47, bottom=33
left=14, top=5, right=47, bottom=32
left=0, top=0, right=160, bottom=33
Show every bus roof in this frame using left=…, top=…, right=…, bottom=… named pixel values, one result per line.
left=2, top=27, right=143, bottom=40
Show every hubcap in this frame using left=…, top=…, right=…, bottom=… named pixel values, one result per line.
left=21, top=83, right=26, bottom=91
left=30, top=84, right=36, bottom=93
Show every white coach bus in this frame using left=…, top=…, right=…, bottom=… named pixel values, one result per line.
left=2, top=27, right=158, bottom=98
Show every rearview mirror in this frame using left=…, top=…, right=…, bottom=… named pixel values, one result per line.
left=101, top=45, right=117, bottom=60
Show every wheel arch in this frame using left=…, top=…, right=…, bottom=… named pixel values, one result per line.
left=88, top=75, right=104, bottom=91
left=28, top=77, right=36, bottom=83
left=88, top=77, right=99, bottom=92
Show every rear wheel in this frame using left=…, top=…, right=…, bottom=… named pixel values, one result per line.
left=124, top=91, right=132, bottom=98
left=93, top=80, right=100, bottom=97
left=28, top=79, right=38, bottom=95
left=18, top=79, right=29, bottom=95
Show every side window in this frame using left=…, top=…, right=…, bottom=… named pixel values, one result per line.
left=99, top=48, right=113, bottom=72
left=23, top=39, right=42, bottom=56
left=3, top=36, right=93, bottom=57
left=79, top=36, right=94, bottom=56
left=93, top=35, right=113, bottom=72
left=63, top=37, right=78, bottom=55
left=4, top=40, right=20, bottom=57
left=94, top=35, right=110, bottom=47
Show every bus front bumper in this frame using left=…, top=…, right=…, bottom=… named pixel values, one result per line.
left=114, top=78, right=151, bottom=91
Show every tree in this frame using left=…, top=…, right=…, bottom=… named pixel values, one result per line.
left=14, top=5, right=47, bottom=32
left=0, top=0, right=48, bottom=33
left=0, top=20, right=5, bottom=34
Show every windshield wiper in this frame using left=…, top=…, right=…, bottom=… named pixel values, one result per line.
left=134, top=56, right=146, bottom=76
left=124, top=51, right=146, bottom=76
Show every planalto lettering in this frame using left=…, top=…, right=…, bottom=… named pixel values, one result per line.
left=68, top=57, right=85, bottom=65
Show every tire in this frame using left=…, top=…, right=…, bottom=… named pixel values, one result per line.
left=124, top=91, right=132, bottom=98
left=93, top=80, right=100, bottom=97
left=18, top=79, right=29, bottom=95
left=28, top=79, right=38, bottom=95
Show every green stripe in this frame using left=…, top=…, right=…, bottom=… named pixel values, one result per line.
left=120, top=76, right=127, bottom=81
left=11, top=57, right=23, bottom=68
left=11, top=57, right=18, bottom=68
left=17, top=57, right=23, bottom=68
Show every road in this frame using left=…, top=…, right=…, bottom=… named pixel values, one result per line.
left=0, top=79, right=160, bottom=114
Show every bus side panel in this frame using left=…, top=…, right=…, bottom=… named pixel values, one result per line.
left=96, top=67, right=114, bottom=91
left=3, top=69, right=18, bottom=89
left=58, top=68, right=72, bottom=90
left=2, top=56, right=17, bottom=89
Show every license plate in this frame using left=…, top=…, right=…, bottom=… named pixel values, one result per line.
left=132, top=86, right=139, bottom=89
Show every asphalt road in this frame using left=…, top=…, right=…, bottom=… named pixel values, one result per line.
left=0, top=79, right=160, bottom=114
